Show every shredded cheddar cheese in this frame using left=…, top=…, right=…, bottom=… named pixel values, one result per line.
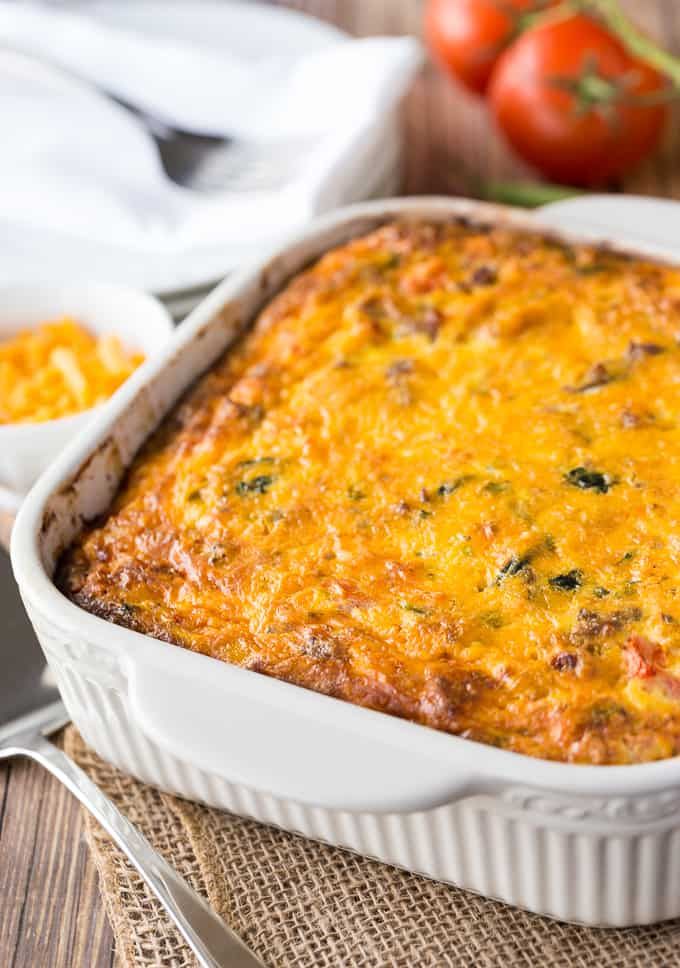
left=58, top=220, right=680, bottom=764
left=0, top=318, right=144, bottom=424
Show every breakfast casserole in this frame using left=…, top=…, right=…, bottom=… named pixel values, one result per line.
left=58, top=219, right=680, bottom=765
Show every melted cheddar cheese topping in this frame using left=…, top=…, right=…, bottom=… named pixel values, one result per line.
left=58, top=220, right=680, bottom=764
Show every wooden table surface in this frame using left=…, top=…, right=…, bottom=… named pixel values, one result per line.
left=2, top=2, right=679, bottom=966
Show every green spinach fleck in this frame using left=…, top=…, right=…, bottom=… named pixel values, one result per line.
left=437, top=474, right=475, bottom=497
left=236, top=474, right=275, bottom=496
left=480, top=610, right=504, bottom=628
left=483, top=480, right=510, bottom=494
left=587, top=701, right=628, bottom=728
left=496, top=553, right=533, bottom=582
left=565, top=467, right=613, bottom=494
left=381, top=253, right=401, bottom=271
left=400, top=602, right=430, bottom=616
left=576, top=262, right=611, bottom=276
left=549, top=569, right=583, bottom=591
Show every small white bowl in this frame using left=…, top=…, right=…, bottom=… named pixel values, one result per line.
left=0, top=282, right=173, bottom=509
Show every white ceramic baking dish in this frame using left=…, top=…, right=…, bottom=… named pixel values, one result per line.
left=12, top=198, right=680, bottom=928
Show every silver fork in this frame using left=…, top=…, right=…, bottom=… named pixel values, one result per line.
left=5, top=44, right=306, bottom=193
left=0, top=550, right=264, bottom=968
left=104, top=86, right=306, bottom=193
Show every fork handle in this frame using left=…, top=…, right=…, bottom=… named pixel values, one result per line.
left=7, top=733, right=264, bottom=968
left=103, top=87, right=179, bottom=141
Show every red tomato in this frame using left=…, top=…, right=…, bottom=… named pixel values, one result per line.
left=488, top=15, right=669, bottom=185
left=424, top=0, right=552, bottom=94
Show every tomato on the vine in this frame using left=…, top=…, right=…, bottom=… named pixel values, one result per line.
left=424, top=0, right=555, bottom=94
left=488, top=14, right=669, bottom=185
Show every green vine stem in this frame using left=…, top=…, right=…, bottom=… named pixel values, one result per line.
left=587, top=0, right=680, bottom=86
left=545, top=0, right=680, bottom=88
left=477, top=180, right=584, bottom=207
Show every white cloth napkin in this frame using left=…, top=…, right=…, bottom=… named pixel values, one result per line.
left=0, top=2, right=422, bottom=292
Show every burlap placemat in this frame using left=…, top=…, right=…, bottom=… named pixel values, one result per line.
left=64, top=726, right=680, bottom=968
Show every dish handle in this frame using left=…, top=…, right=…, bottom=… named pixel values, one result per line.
left=126, top=655, right=481, bottom=814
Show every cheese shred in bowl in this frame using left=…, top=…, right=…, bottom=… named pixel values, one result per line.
left=0, top=317, right=145, bottom=424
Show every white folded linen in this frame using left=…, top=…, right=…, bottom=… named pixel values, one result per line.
left=0, top=2, right=421, bottom=291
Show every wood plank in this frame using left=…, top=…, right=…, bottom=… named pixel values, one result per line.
left=0, top=757, right=114, bottom=968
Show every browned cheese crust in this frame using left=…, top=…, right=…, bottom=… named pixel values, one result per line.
left=58, top=220, right=680, bottom=764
